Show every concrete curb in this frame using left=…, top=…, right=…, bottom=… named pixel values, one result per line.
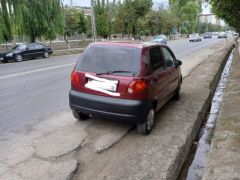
left=164, top=44, right=234, bottom=180
left=52, top=48, right=85, bottom=56
left=202, top=44, right=240, bottom=180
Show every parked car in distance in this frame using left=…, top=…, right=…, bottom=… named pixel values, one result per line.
left=218, top=32, right=227, bottom=38
left=189, top=33, right=202, bottom=42
left=69, top=42, right=182, bottom=135
left=212, top=32, right=219, bottom=36
left=0, top=43, right=53, bottom=63
left=152, top=34, right=168, bottom=44
left=203, top=32, right=212, bottom=39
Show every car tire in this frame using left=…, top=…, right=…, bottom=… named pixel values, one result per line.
left=72, top=110, right=90, bottom=121
left=43, top=51, right=49, bottom=58
left=2, top=59, right=8, bottom=63
left=15, top=54, right=23, bottom=62
left=137, top=107, right=155, bottom=135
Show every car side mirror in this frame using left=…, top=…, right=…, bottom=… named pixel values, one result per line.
left=175, top=59, right=182, bottom=67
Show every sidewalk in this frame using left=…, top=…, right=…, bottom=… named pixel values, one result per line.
left=203, top=42, right=240, bottom=179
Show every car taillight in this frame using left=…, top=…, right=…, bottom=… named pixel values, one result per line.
left=127, top=80, right=148, bottom=94
left=71, top=70, right=80, bottom=89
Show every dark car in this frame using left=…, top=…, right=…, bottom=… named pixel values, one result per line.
left=69, top=42, right=182, bottom=135
left=203, top=32, right=212, bottom=39
left=0, top=43, right=53, bottom=63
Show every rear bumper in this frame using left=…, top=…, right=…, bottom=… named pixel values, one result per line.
left=69, top=90, right=151, bottom=124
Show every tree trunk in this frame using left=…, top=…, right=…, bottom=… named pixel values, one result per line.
left=64, top=34, right=70, bottom=49
left=30, top=34, right=36, bottom=43
left=132, top=25, right=136, bottom=39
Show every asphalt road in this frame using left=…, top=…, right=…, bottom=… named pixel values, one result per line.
left=0, top=37, right=226, bottom=136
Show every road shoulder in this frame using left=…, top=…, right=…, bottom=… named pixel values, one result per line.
left=203, top=42, right=240, bottom=180
left=73, top=40, right=234, bottom=180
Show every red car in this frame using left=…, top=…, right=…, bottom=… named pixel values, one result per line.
left=69, top=42, right=182, bottom=135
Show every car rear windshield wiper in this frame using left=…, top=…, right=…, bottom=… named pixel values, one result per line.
left=96, top=70, right=133, bottom=75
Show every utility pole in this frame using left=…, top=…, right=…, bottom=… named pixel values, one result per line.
left=91, top=0, right=97, bottom=42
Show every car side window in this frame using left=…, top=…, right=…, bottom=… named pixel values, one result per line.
left=18, top=45, right=27, bottom=50
left=28, top=44, right=35, bottom=50
left=149, top=46, right=165, bottom=71
left=162, top=47, right=175, bottom=68
left=34, top=44, right=43, bottom=49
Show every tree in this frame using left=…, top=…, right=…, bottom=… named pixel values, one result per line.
left=169, top=0, right=200, bottom=34
left=112, top=0, right=152, bottom=38
left=78, top=12, right=87, bottom=34
left=182, top=1, right=199, bottom=33
left=21, top=0, right=64, bottom=42
left=64, top=8, right=80, bottom=37
left=144, top=9, right=178, bottom=36
left=94, top=0, right=117, bottom=38
left=208, top=0, right=240, bottom=33
left=0, top=0, right=13, bottom=42
left=0, top=0, right=64, bottom=43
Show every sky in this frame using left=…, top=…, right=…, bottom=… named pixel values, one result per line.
left=63, top=0, right=211, bottom=14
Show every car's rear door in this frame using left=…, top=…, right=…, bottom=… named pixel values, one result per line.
left=145, top=46, right=169, bottom=109
left=22, top=44, right=32, bottom=59
left=33, top=44, right=45, bottom=57
left=161, top=46, right=179, bottom=97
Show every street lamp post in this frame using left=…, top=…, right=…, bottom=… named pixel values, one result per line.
left=91, top=0, right=97, bottom=42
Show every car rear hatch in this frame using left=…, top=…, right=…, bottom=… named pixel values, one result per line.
left=71, top=44, right=142, bottom=99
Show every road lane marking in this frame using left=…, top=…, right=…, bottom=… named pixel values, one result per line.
left=0, top=63, right=76, bottom=80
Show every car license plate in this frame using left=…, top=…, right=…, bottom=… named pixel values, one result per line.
left=87, top=79, right=118, bottom=92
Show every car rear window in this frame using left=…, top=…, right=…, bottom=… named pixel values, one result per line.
left=76, top=44, right=141, bottom=76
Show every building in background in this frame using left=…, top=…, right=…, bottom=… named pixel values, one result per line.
left=199, top=2, right=225, bottom=26
left=198, top=13, right=225, bottom=26
left=64, top=5, right=91, bottom=17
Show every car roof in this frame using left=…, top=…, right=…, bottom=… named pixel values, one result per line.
left=91, top=41, right=166, bottom=49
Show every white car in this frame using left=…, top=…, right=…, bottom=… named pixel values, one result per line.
left=152, top=34, right=168, bottom=44
left=218, top=32, right=227, bottom=38
left=189, top=34, right=202, bottom=42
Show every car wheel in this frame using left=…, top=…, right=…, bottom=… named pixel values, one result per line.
left=72, top=110, right=90, bottom=121
left=15, top=54, right=23, bottom=62
left=137, top=107, right=155, bottom=135
left=2, top=59, right=8, bottom=63
left=43, top=51, right=49, bottom=58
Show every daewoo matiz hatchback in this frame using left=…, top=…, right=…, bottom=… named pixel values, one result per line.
left=69, top=42, right=182, bottom=135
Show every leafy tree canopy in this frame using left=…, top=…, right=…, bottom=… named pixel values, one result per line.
left=208, top=0, right=240, bottom=32
left=0, top=0, right=64, bottom=43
